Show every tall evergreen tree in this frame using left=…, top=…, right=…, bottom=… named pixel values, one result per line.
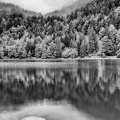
left=88, top=27, right=97, bottom=54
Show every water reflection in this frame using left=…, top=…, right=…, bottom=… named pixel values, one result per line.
left=0, top=60, right=120, bottom=120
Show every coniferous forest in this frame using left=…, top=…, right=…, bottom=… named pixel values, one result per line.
left=0, top=0, right=120, bottom=59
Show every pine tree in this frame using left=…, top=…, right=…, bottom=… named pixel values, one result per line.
left=88, top=27, right=97, bottom=54
left=80, top=37, right=89, bottom=58
left=21, top=50, right=27, bottom=58
left=0, top=48, right=4, bottom=59
left=28, top=51, right=32, bottom=58
left=49, top=42, right=56, bottom=56
left=76, top=32, right=84, bottom=56
left=102, top=36, right=115, bottom=56
left=82, top=20, right=89, bottom=35
left=35, top=44, right=43, bottom=58
left=54, top=37, right=62, bottom=58
left=116, top=29, right=120, bottom=44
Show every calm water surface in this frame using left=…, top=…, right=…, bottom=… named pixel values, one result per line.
left=0, top=60, right=120, bottom=120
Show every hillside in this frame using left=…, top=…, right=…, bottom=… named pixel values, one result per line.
left=46, top=0, right=93, bottom=16
left=0, top=0, right=120, bottom=59
left=0, top=2, right=42, bottom=17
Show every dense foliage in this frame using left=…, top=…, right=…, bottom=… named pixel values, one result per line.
left=1, top=0, right=120, bottom=59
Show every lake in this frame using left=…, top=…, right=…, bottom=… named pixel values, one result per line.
left=0, top=59, right=120, bottom=120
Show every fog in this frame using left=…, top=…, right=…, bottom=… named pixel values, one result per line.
left=0, top=0, right=77, bottom=14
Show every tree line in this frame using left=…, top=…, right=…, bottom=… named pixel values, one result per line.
left=0, top=0, right=120, bottom=59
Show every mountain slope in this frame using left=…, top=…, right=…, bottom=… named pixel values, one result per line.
left=0, top=2, right=42, bottom=17
left=46, top=0, right=93, bottom=16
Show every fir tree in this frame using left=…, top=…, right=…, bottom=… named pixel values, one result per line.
left=88, top=27, right=97, bottom=54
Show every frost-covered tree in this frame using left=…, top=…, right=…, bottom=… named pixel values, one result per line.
left=35, top=44, right=43, bottom=58
left=102, top=36, right=115, bottom=56
left=49, top=42, right=56, bottom=56
left=99, top=27, right=107, bottom=40
left=62, top=48, right=78, bottom=58
left=108, top=24, right=117, bottom=44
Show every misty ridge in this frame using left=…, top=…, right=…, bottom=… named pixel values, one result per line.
left=0, top=0, right=91, bottom=16
left=0, top=2, right=42, bottom=17
left=0, top=0, right=78, bottom=15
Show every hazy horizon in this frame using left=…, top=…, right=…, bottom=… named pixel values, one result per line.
left=0, top=0, right=77, bottom=14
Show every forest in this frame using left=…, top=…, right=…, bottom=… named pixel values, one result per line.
left=0, top=0, right=120, bottom=59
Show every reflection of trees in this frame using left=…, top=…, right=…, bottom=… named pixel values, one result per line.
left=0, top=60, right=120, bottom=110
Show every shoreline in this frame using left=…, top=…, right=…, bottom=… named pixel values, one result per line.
left=0, top=56, right=119, bottom=62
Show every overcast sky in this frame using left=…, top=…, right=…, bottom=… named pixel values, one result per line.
left=0, top=0, right=77, bottom=14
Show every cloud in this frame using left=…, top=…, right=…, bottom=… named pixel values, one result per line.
left=0, top=0, right=77, bottom=14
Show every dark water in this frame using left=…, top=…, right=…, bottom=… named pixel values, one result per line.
left=0, top=60, right=120, bottom=120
